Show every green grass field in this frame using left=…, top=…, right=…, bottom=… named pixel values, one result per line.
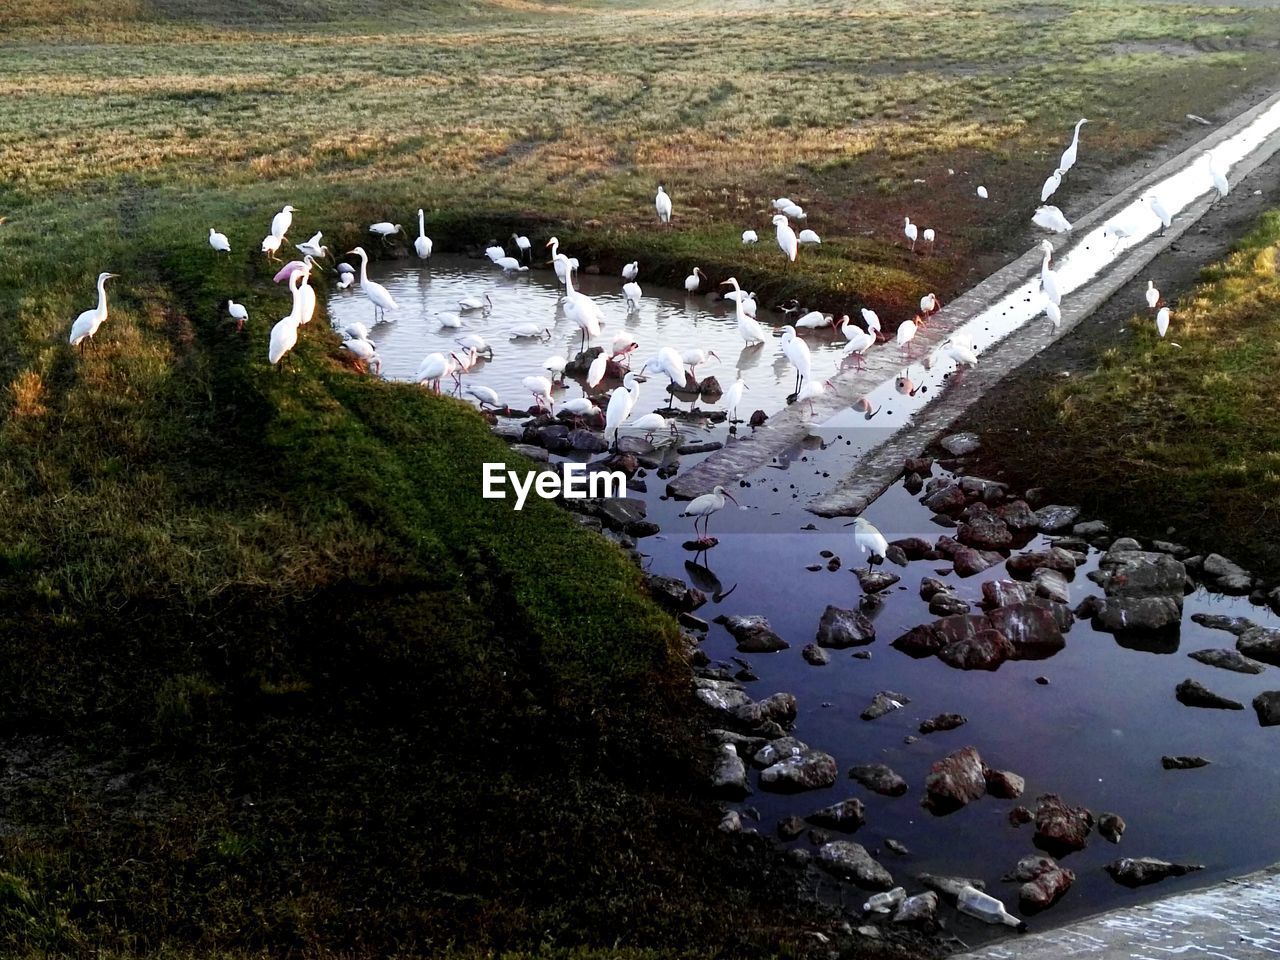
left=3, top=0, right=1280, bottom=955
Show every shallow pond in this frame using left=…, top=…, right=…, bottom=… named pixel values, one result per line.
left=326, top=254, right=852, bottom=423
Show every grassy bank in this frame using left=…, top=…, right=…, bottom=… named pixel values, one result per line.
left=958, top=211, right=1280, bottom=580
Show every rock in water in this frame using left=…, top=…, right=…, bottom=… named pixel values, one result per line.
left=816, top=841, right=895, bottom=889
left=721, top=614, right=789, bottom=653
left=815, top=605, right=876, bottom=648
left=1004, top=855, right=1074, bottom=910
left=1201, top=553, right=1253, bottom=594
left=1237, top=626, right=1280, bottom=666
left=938, top=629, right=1015, bottom=671
left=1034, top=504, right=1080, bottom=532
left=1162, top=755, right=1210, bottom=770
left=987, top=602, right=1066, bottom=657
left=1097, top=812, right=1126, bottom=844
left=751, top=736, right=809, bottom=768
left=777, top=815, right=805, bottom=840
left=710, top=744, right=750, bottom=798
left=985, top=768, right=1026, bottom=799
left=1252, top=691, right=1280, bottom=727
left=924, top=746, right=987, bottom=813
left=801, top=643, right=830, bottom=666
left=644, top=574, right=707, bottom=612
left=858, top=570, right=901, bottom=593
left=1105, top=857, right=1204, bottom=888
left=1175, top=678, right=1245, bottom=710
left=919, top=713, right=968, bottom=735
left=1188, top=648, right=1266, bottom=675
left=861, top=690, right=911, bottom=720
left=1033, top=793, right=1093, bottom=854
left=759, top=747, right=839, bottom=792
left=848, top=763, right=908, bottom=797
left=940, top=432, right=981, bottom=456
left=805, top=798, right=867, bottom=831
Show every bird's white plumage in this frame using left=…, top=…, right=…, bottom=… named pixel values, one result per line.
left=209, top=228, right=230, bottom=253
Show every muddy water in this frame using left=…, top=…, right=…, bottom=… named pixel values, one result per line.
left=325, top=255, right=851, bottom=421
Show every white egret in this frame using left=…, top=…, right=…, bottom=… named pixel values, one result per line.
left=861, top=307, right=881, bottom=338
left=798, top=229, right=821, bottom=245
left=1148, top=195, right=1172, bottom=235
left=484, top=245, right=506, bottom=262
left=721, top=377, right=747, bottom=422
left=346, top=246, right=398, bottom=322
left=604, top=372, right=644, bottom=446
left=1041, top=168, right=1063, bottom=202
left=1058, top=119, right=1088, bottom=174
left=795, top=310, right=831, bottom=329
left=1033, top=205, right=1072, bottom=233
left=465, top=385, right=502, bottom=408
left=369, top=222, right=403, bottom=238
left=227, top=299, right=248, bottom=331
left=209, top=228, right=230, bottom=253
left=655, top=185, right=672, bottom=223
left=458, top=293, right=492, bottom=312
left=261, top=234, right=283, bottom=261
left=270, top=204, right=297, bottom=240
left=437, top=312, right=463, bottom=329
left=1039, top=241, right=1061, bottom=306
left=976, top=186, right=989, bottom=199
left=69, top=271, right=117, bottom=349
left=773, top=214, right=798, bottom=262
left=903, top=217, right=918, bottom=251
left=772, top=197, right=792, bottom=211
left=778, top=324, right=811, bottom=395
left=720, top=278, right=768, bottom=345
left=337, top=273, right=355, bottom=290
left=551, top=243, right=603, bottom=352
left=643, top=346, right=689, bottom=389
left=1145, top=280, right=1160, bottom=310
left=941, top=332, right=978, bottom=367
left=1156, top=306, right=1171, bottom=337
left=415, top=210, right=433, bottom=259
left=622, top=260, right=639, bottom=281
left=629, top=412, right=674, bottom=440
left=684, top=267, right=706, bottom=293
left=297, top=231, right=327, bottom=259
left=511, top=233, right=532, bottom=260
left=545, top=237, right=579, bottom=283
left=846, top=516, right=888, bottom=573
left=680, top=485, right=739, bottom=545
left=922, top=227, right=936, bottom=249
left=587, top=351, right=609, bottom=388
left=268, top=272, right=304, bottom=368
left=343, top=321, right=370, bottom=340
left=510, top=324, right=551, bottom=340
left=1207, top=152, right=1229, bottom=198
left=297, top=271, right=317, bottom=325
left=560, top=397, right=600, bottom=418
left=623, top=281, right=642, bottom=310
left=781, top=203, right=805, bottom=220
left=741, top=229, right=758, bottom=244
left=544, top=354, right=568, bottom=382
left=1044, top=297, right=1061, bottom=327
left=494, top=256, right=528, bottom=273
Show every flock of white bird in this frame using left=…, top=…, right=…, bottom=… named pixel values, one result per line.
left=67, top=115, right=1233, bottom=553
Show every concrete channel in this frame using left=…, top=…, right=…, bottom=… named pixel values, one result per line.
left=667, top=86, right=1280, bottom=512
left=954, top=863, right=1280, bottom=960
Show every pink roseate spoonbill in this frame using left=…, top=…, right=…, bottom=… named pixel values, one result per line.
left=69, top=271, right=117, bottom=350
left=681, top=485, right=739, bottom=546
left=610, top=334, right=640, bottom=365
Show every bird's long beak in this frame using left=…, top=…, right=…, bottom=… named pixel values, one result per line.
left=708, top=351, right=720, bottom=363
left=724, top=491, right=739, bottom=506
left=346, top=249, right=357, bottom=255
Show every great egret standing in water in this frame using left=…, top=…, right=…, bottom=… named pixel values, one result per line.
left=346, top=246, right=398, bottom=322
left=415, top=210, right=433, bottom=259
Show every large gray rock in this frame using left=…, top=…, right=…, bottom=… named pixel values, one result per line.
left=1032, top=568, right=1071, bottom=604
left=1252, top=691, right=1280, bottom=727
left=985, top=768, right=1026, bottom=799
left=938, top=629, right=1015, bottom=671
left=848, top=763, right=908, bottom=797
left=752, top=736, right=810, bottom=769
left=694, top=678, right=754, bottom=715
left=1105, top=857, right=1204, bottom=888
left=987, top=602, right=1066, bottom=658
left=1090, top=595, right=1183, bottom=633
left=892, top=890, right=939, bottom=929
left=940, top=432, right=981, bottom=456
left=958, top=511, right=1013, bottom=551
left=759, top=747, right=839, bottom=792
left=710, top=744, right=750, bottom=799
left=815, top=605, right=876, bottom=648
left=1201, top=553, right=1253, bottom=594
left=982, top=579, right=1036, bottom=608
left=816, top=841, right=895, bottom=889
left=924, top=746, right=987, bottom=813
left=1175, top=678, right=1245, bottom=710
left=645, top=574, right=707, bottom=612
left=1190, top=613, right=1256, bottom=636
left=1092, top=549, right=1186, bottom=599
left=919, top=713, right=967, bottom=735
left=1006, top=547, right=1078, bottom=579
left=1188, top=648, right=1266, bottom=674
left=722, top=614, right=789, bottom=653
left=1035, top=504, right=1080, bottom=532
left=1237, top=626, right=1280, bottom=666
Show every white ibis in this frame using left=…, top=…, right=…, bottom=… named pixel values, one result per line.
left=685, top=267, right=706, bottom=293
left=586, top=352, right=608, bottom=388
left=544, top=354, right=568, bottom=382
left=861, top=308, right=881, bottom=338
left=260, top=234, right=283, bottom=261
left=681, top=485, right=739, bottom=545
left=209, top=228, right=230, bottom=253
left=741, top=229, right=758, bottom=244
left=623, top=281, right=642, bottom=310
left=522, top=374, right=554, bottom=410
left=896, top=318, right=918, bottom=355
left=458, top=293, right=492, bottom=312
left=798, top=229, right=821, bottom=245
left=1149, top=195, right=1172, bottom=235
left=297, top=231, right=327, bottom=258
left=1156, top=306, right=1171, bottom=337
left=511, top=233, right=531, bottom=260
left=795, top=310, right=831, bottom=329
left=510, top=324, right=551, bottom=340
left=622, top=260, right=639, bottom=281
left=227, top=299, right=248, bottom=331
left=369, top=222, right=403, bottom=238
left=465, top=385, right=502, bottom=408
left=976, top=185, right=989, bottom=199
left=1207, top=152, right=1229, bottom=198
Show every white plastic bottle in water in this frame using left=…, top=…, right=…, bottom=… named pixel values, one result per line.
left=862, top=886, right=906, bottom=914
left=957, top=886, right=1027, bottom=932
